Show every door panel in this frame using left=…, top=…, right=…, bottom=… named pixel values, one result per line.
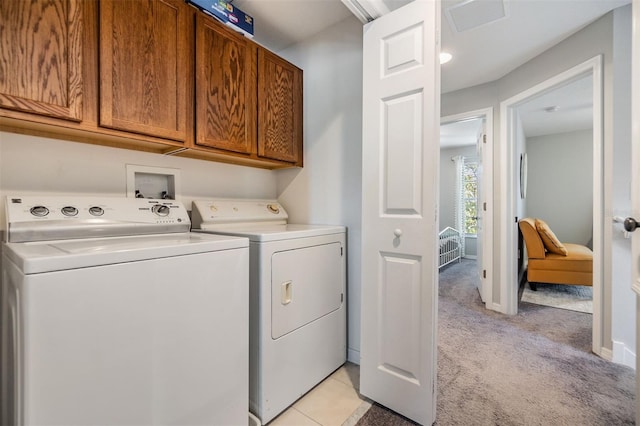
left=360, top=1, right=440, bottom=424
left=271, top=243, right=342, bottom=339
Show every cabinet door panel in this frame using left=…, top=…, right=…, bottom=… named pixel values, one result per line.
left=99, top=0, right=191, bottom=143
left=0, top=0, right=83, bottom=121
left=257, top=49, right=302, bottom=164
left=195, top=15, right=256, bottom=154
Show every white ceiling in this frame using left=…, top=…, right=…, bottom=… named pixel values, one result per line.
left=231, top=0, right=628, bottom=93
left=229, top=0, right=627, bottom=143
left=518, top=74, right=593, bottom=138
left=440, top=118, right=483, bottom=148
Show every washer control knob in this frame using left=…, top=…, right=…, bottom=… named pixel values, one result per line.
left=152, top=204, right=170, bottom=217
left=267, top=204, right=280, bottom=214
left=89, top=206, right=104, bottom=216
left=61, top=206, right=78, bottom=217
left=30, top=206, right=49, bottom=217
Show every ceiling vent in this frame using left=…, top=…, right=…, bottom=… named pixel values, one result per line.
left=340, top=0, right=391, bottom=23
left=445, top=0, right=507, bottom=33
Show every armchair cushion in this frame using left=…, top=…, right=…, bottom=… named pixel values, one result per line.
left=535, top=218, right=568, bottom=256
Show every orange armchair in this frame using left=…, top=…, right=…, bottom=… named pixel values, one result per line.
left=518, top=218, right=592, bottom=290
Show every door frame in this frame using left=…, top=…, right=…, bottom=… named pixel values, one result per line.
left=441, top=108, right=494, bottom=307
left=499, top=55, right=604, bottom=356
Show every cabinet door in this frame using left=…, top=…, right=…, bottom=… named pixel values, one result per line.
left=195, top=15, right=256, bottom=154
left=99, top=0, right=191, bottom=143
left=257, top=48, right=303, bottom=164
left=0, top=0, right=83, bottom=121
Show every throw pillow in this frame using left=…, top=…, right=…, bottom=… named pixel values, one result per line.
left=535, top=219, right=568, bottom=256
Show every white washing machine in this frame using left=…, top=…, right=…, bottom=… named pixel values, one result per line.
left=191, top=199, right=346, bottom=424
left=1, top=196, right=250, bottom=426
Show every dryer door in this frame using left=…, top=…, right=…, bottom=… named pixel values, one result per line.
left=271, top=242, right=343, bottom=339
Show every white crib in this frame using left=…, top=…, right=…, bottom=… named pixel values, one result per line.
left=438, top=227, right=462, bottom=269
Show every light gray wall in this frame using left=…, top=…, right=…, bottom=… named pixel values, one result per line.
left=276, top=16, right=364, bottom=362
left=441, top=8, right=635, bottom=361
left=526, top=130, right=594, bottom=245
left=0, top=132, right=277, bottom=226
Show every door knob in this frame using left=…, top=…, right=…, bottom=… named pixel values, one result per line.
left=624, top=217, right=639, bottom=232
left=393, top=229, right=403, bottom=237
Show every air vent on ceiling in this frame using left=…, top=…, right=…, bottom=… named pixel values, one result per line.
left=445, top=0, right=507, bottom=33
left=340, top=0, right=390, bottom=24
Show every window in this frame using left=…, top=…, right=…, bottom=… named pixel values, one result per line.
left=463, top=161, right=478, bottom=235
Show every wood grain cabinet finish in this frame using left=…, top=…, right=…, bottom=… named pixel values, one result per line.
left=0, top=0, right=83, bottom=121
left=99, top=0, right=192, bottom=143
left=257, top=48, right=302, bottom=165
left=195, top=14, right=256, bottom=154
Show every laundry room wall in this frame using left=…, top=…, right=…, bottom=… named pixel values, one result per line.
left=275, top=16, right=364, bottom=363
left=0, top=131, right=278, bottom=229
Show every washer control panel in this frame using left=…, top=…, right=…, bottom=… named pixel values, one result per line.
left=5, top=196, right=191, bottom=243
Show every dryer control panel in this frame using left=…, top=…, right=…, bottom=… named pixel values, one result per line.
left=5, top=196, right=191, bottom=243
left=191, top=199, right=289, bottom=229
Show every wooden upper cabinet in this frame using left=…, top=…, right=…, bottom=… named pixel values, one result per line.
left=0, top=0, right=83, bottom=121
left=99, top=0, right=192, bottom=143
left=257, top=48, right=303, bottom=165
left=195, top=15, right=256, bottom=154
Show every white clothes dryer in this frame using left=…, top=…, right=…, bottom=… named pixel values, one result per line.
left=191, top=199, right=346, bottom=424
left=1, top=196, right=249, bottom=426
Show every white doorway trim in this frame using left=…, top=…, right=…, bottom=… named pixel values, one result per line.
left=499, top=55, right=604, bottom=356
left=441, top=108, right=495, bottom=309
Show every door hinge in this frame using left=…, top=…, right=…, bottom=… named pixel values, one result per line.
left=483, top=202, right=487, bottom=211
left=515, top=216, right=518, bottom=223
left=341, top=247, right=344, bottom=256
left=341, top=293, right=344, bottom=303
left=483, top=134, right=487, bottom=144
left=483, top=269, right=487, bottom=279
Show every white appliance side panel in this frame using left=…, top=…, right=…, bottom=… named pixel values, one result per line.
left=271, top=242, right=343, bottom=339
left=5, top=249, right=249, bottom=426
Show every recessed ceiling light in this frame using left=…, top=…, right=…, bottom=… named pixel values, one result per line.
left=440, top=52, right=453, bottom=64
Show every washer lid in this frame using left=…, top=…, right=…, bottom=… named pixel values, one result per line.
left=3, top=233, right=249, bottom=274
left=195, top=223, right=346, bottom=242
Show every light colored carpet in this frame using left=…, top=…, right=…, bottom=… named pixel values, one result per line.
left=355, top=259, right=635, bottom=426
left=521, top=282, right=593, bottom=314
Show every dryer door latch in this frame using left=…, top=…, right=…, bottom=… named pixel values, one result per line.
left=281, top=281, right=292, bottom=305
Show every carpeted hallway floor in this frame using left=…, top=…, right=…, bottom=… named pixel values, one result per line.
left=356, top=259, right=635, bottom=425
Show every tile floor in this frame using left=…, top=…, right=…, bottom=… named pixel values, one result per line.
left=267, top=362, right=371, bottom=426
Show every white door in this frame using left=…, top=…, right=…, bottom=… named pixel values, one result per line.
left=476, top=127, right=485, bottom=300
left=360, top=1, right=440, bottom=424
left=631, top=1, right=640, bottom=423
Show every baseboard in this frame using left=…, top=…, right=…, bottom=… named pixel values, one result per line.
left=463, top=255, right=477, bottom=260
left=612, top=340, right=636, bottom=370
left=599, top=347, right=613, bottom=361
left=347, top=348, right=360, bottom=365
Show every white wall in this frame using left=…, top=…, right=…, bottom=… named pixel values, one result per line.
left=275, top=16, right=364, bottom=362
left=610, top=5, right=635, bottom=369
left=0, top=132, right=277, bottom=227
left=526, top=130, right=594, bottom=245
